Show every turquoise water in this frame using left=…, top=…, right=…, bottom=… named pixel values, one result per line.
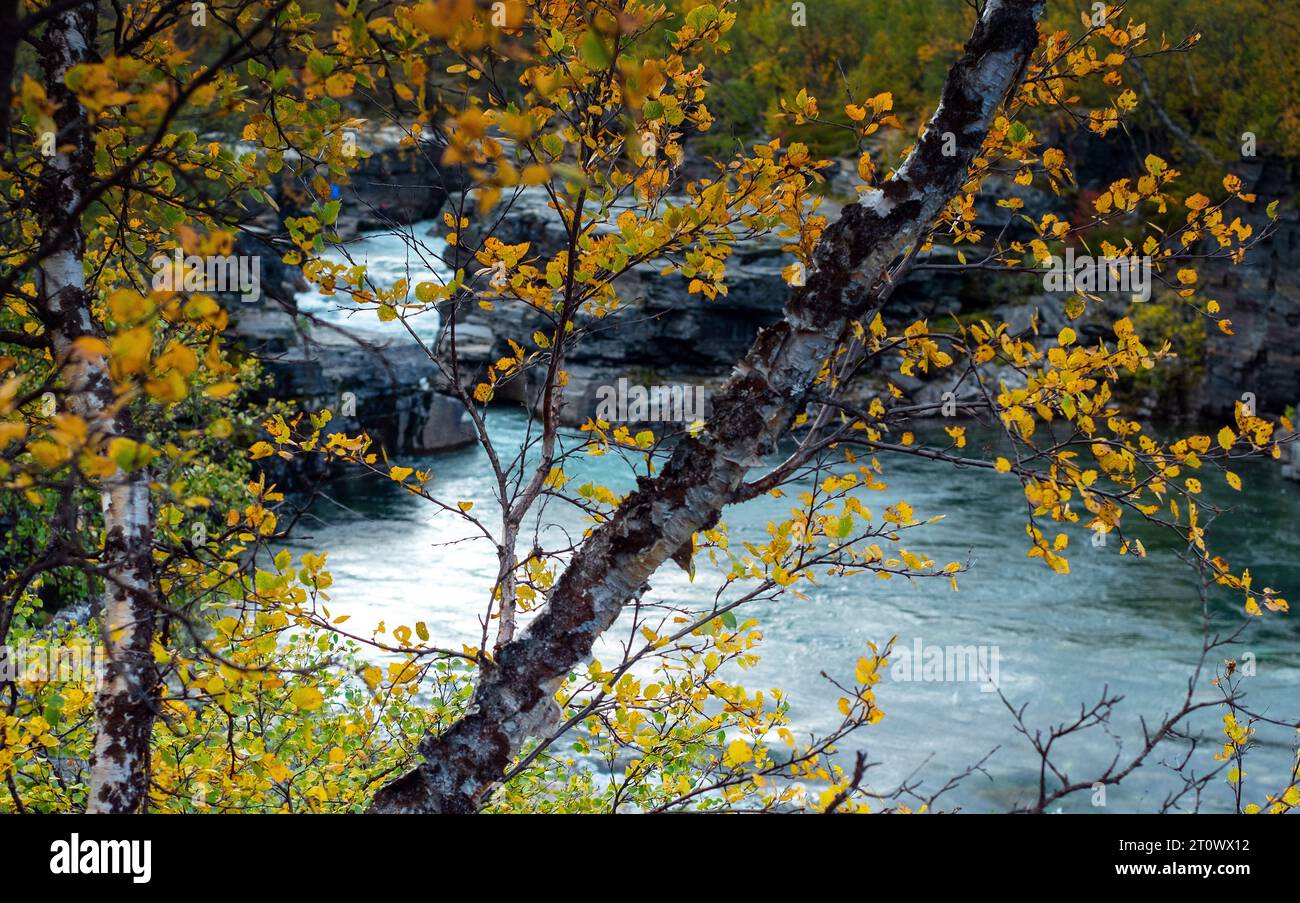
left=286, top=220, right=1298, bottom=812
left=286, top=408, right=1300, bottom=813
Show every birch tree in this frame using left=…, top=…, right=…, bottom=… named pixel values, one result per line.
left=2, top=0, right=363, bottom=812
left=30, top=0, right=160, bottom=814
left=358, top=0, right=1048, bottom=815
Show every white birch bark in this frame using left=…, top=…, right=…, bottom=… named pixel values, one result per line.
left=35, top=0, right=159, bottom=814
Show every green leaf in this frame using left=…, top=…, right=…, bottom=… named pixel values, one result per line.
left=684, top=4, right=719, bottom=32
left=540, top=132, right=564, bottom=158
left=43, top=693, right=64, bottom=727
left=579, top=30, right=611, bottom=68
left=307, top=51, right=335, bottom=77
left=833, top=514, right=854, bottom=539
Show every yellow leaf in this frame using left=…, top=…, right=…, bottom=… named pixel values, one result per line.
left=28, top=440, right=68, bottom=469
left=71, top=336, right=110, bottom=359
left=0, top=421, right=27, bottom=447
left=324, top=73, right=355, bottom=98
left=723, top=739, right=753, bottom=767
left=290, top=687, right=324, bottom=711
left=521, top=164, right=549, bottom=186
left=110, top=327, right=153, bottom=377
left=203, top=382, right=240, bottom=398
left=107, top=289, right=154, bottom=325
left=107, top=436, right=156, bottom=472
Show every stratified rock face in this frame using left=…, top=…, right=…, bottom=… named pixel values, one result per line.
left=336, top=130, right=467, bottom=237
left=260, top=127, right=466, bottom=240
left=1200, top=157, right=1300, bottom=418
left=439, top=189, right=790, bottom=425
left=439, top=184, right=1047, bottom=425
left=227, top=302, right=475, bottom=487
left=234, top=231, right=308, bottom=308
left=231, top=135, right=1300, bottom=466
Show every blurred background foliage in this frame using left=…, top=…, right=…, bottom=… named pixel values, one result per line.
left=695, top=0, right=1300, bottom=164
left=120, top=0, right=1300, bottom=167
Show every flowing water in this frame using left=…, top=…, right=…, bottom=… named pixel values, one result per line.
left=286, top=225, right=1300, bottom=813
left=294, top=219, right=447, bottom=341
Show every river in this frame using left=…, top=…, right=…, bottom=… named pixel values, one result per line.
left=286, top=222, right=1300, bottom=813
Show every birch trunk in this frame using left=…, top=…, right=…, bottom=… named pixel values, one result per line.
left=369, top=0, right=1044, bottom=813
left=34, top=0, right=160, bottom=814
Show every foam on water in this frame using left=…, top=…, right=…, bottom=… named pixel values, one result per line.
left=294, top=220, right=450, bottom=341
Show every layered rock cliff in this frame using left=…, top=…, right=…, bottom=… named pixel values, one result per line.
left=227, top=132, right=1299, bottom=474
